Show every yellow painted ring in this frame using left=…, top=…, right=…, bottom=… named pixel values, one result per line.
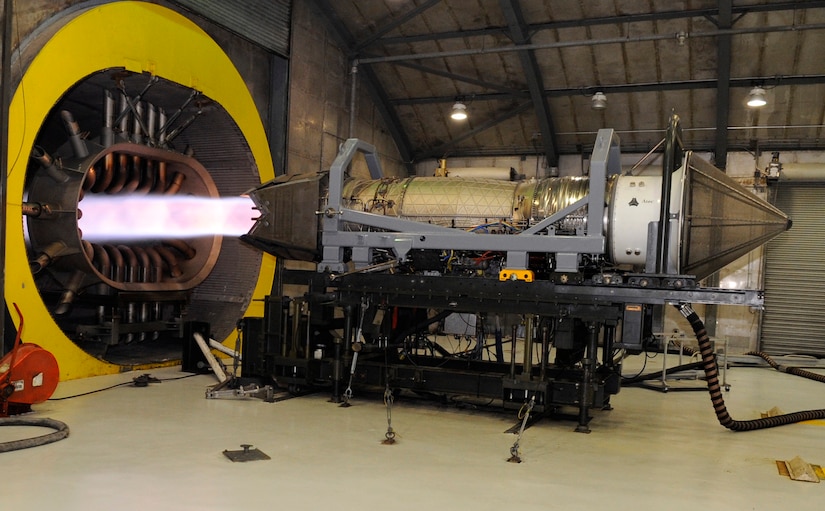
left=5, top=2, right=275, bottom=380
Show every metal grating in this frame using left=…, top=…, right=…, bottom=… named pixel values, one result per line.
left=760, top=184, right=825, bottom=356
left=680, top=154, right=791, bottom=280
left=173, top=0, right=292, bottom=56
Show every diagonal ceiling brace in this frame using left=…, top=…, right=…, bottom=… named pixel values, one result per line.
left=499, top=0, right=559, bottom=166
left=354, top=0, right=442, bottom=52
left=310, top=0, right=415, bottom=173
left=388, top=59, right=524, bottom=95
left=417, top=102, right=533, bottom=159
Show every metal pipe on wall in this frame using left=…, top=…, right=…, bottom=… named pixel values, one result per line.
left=349, top=64, right=358, bottom=139
left=1, top=0, right=14, bottom=353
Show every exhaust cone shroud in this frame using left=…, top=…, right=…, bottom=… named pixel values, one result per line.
left=679, top=154, right=791, bottom=279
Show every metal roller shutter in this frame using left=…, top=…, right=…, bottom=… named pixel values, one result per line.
left=760, top=183, right=825, bottom=356
left=173, top=0, right=292, bottom=56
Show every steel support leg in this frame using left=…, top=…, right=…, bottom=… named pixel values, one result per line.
left=575, top=322, right=599, bottom=433
left=601, top=324, right=615, bottom=411
left=333, top=305, right=354, bottom=403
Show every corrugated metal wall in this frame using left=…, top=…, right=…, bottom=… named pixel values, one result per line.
left=760, top=183, right=825, bottom=356
left=173, top=0, right=292, bottom=56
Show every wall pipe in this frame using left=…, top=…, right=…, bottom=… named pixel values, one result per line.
left=348, top=63, right=358, bottom=139
left=392, top=75, right=825, bottom=106
left=558, top=124, right=825, bottom=137
left=355, top=22, right=825, bottom=65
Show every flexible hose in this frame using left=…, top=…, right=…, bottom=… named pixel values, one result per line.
left=675, top=303, right=825, bottom=431
left=0, top=417, right=70, bottom=452
left=746, top=351, right=825, bottom=384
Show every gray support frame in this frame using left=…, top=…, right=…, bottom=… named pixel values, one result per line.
left=319, top=130, right=621, bottom=274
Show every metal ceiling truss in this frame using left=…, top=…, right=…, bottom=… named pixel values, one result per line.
left=317, top=0, right=825, bottom=163
left=498, top=0, right=559, bottom=166
left=368, top=1, right=825, bottom=48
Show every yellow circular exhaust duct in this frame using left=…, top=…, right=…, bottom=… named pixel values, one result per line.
left=6, top=1, right=275, bottom=379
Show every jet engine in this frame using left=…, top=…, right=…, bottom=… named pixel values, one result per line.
left=238, top=119, right=790, bottom=432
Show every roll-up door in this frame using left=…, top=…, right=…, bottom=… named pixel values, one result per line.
left=760, top=183, right=825, bottom=356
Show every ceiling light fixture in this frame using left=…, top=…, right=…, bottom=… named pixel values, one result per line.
left=450, top=101, right=467, bottom=120
left=747, top=87, right=767, bottom=108
left=591, top=91, right=607, bottom=110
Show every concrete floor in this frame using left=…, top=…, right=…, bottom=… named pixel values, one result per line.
left=2, top=358, right=825, bottom=511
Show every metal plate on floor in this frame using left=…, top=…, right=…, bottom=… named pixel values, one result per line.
left=223, top=445, right=270, bottom=462
left=775, top=459, right=824, bottom=482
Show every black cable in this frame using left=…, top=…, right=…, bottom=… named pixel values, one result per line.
left=676, top=303, right=825, bottom=431
left=620, top=352, right=649, bottom=381
left=48, top=381, right=132, bottom=400
left=622, top=360, right=705, bottom=386
left=0, top=417, right=69, bottom=452
left=48, top=373, right=199, bottom=401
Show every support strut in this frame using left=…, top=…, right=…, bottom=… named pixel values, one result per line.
left=575, top=322, right=600, bottom=433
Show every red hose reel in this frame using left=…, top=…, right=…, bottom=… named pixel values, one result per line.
left=1, top=304, right=60, bottom=417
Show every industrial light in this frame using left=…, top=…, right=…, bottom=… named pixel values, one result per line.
left=450, top=101, right=468, bottom=120
left=747, top=87, right=767, bottom=108
left=591, top=91, right=607, bottom=110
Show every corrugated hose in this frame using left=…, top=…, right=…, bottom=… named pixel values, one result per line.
left=676, top=303, right=825, bottom=431
left=0, top=417, right=70, bottom=452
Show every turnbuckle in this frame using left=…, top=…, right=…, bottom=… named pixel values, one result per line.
left=507, top=395, right=536, bottom=463
left=382, top=385, right=396, bottom=445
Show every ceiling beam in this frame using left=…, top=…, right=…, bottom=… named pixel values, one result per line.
left=389, top=74, right=825, bottom=105
left=310, top=0, right=415, bottom=173
left=499, top=0, right=558, bottom=166
left=714, top=0, right=733, bottom=169
left=368, top=1, right=825, bottom=49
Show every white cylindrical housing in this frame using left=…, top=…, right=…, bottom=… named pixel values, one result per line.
left=608, top=168, right=685, bottom=268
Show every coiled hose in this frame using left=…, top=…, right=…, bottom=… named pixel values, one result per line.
left=0, top=417, right=70, bottom=452
left=676, top=303, right=825, bottom=431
